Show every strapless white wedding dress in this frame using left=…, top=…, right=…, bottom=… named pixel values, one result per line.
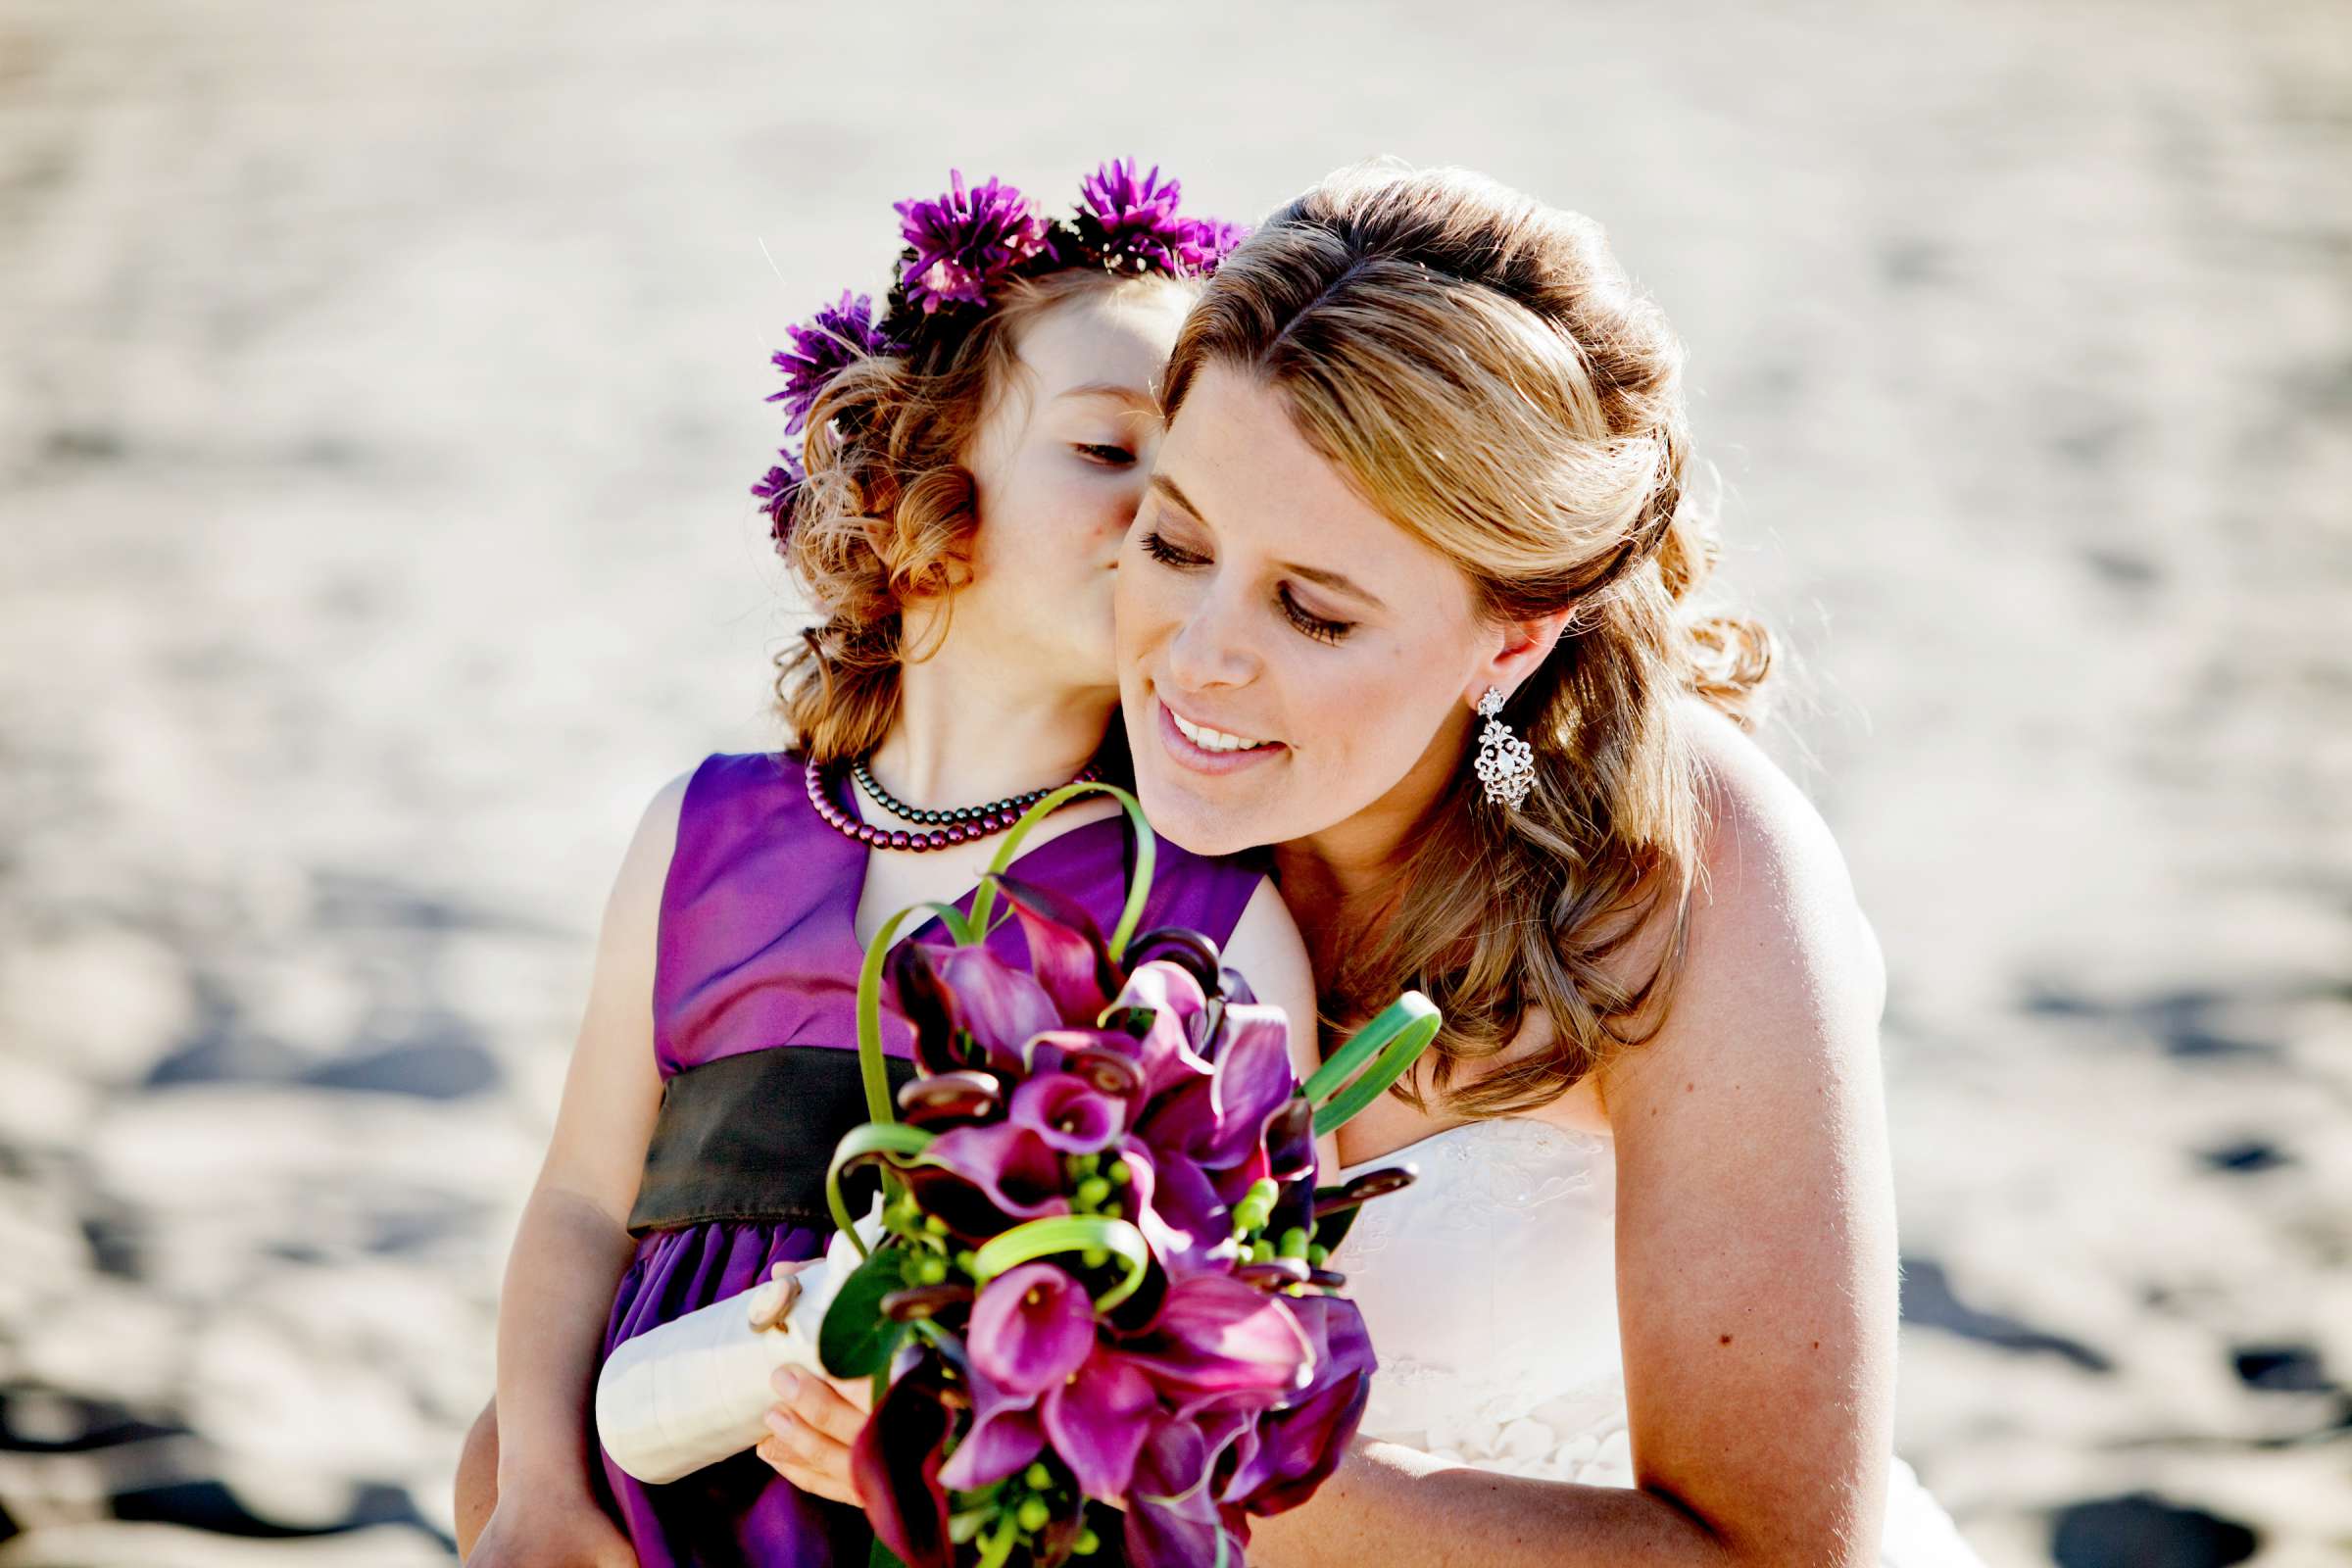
left=1333, top=1118, right=1985, bottom=1565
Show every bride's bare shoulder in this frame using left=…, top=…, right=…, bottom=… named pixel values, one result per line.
left=1593, top=701, right=1886, bottom=1111
left=1678, top=698, right=1883, bottom=1000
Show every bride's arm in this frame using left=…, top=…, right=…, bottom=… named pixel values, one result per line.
left=1249, top=730, right=1897, bottom=1567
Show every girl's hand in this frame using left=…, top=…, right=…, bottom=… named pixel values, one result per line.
left=757, top=1361, right=876, bottom=1506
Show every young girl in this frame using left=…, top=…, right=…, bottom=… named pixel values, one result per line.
left=455, top=163, right=1318, bottom=1567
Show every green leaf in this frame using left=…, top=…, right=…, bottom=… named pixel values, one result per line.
left=866, top=1537, right=909, bottom=1568
left=819, top=1242, right=914, bottom=1378
left=968, top=1213, right=1152, bottom=1313
left=964, top=782, right=1156, bottom=963
left=1307, top=991, right=1443, bottom=1134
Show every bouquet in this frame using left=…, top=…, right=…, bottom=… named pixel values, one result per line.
left=597, top=785, right=1436, bottom=1568
left=824, top=785, right=1434, bottom=1567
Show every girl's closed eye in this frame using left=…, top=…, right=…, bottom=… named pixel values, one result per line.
left=1074, top=442, right=1137, bottom=466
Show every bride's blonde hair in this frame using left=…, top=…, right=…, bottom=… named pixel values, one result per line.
left=1163, top=163, right=1777, bottom=1116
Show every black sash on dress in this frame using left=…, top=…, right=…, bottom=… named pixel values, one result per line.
left=625, top=1047, right=920, bottom=1237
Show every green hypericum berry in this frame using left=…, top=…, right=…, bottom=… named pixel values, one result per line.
left=1080, top=1245, right=1109, bottom=1268
left=915, top=1252, right=949, bottom=1285
left=1074, top=1526, right=1102, bottom=1555
left=1279, top=1226, right=1308, bottom=1258
left=1102, top=1200, right=1123, bottom=1219
left=1075, top=1175, right=1111, bottom=1208
left=1071, top=1152, right=1101, bottom=1178
left=1016, top=1496, right=1051, bottom=1532
left=1023, top=1460, right=1054, bottom=1491
left=1306, top=1242, right=1330, bottom=1266
left=923, top=1213, right=950, bottom=1236
left=1248, top=1237, right=1274, bottom=1263
left=956, top=1249, right=980, bottom=1275
left=1106, top=1159, right=1131, bottom=1184
left=1245, top=1176, right=1280, bottom=1210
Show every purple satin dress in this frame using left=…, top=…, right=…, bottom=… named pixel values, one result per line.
left=589, top=751, right=1268, bottom=1566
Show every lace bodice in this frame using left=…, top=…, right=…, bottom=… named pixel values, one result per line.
left=1333, top=1117, right=1634, bottom=1485
left=1330, top=1119, right=1986, bottom=1566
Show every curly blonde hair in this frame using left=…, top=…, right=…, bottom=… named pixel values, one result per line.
left=1164, top=164, right=1777, bottom=1117
left=775, top=269, right=1183, bottom=763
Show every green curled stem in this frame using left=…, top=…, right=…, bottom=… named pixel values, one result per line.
left=1304, top=991, right=1443, bottom=1135
left=967, top=1213, right=1152, bottom=1314
left=853, top=899, right=980, bottom=1127
left=824, top=1121, right=937, bottom=1256
left=964, top=782, right=1156, bottom=964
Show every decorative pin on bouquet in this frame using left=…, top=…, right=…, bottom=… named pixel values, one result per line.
left=598, top=784, right=1438, bottom=1567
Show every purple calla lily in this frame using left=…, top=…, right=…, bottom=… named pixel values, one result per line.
left=1113, top=961, right=1218, bottom=1100
left=1119, top=1270, right=1315, bottom=1416
left=921, top=1121, right=1072, bottom=1222
left=1121, top=1134, right=1234, bottom=1278
left=1122, top=1412, right=1244, bottom=1568
left=1221, top=1292, right=1377, bottom=1514
left=934, top=1358, right=1047, bottom=1493
left=992, top=873, right=1117, bottom=1022
left=1202, top=1003, right=1298, bottom=1164
left=1007, top=1069, right=1126, bottom=1154
left=850, top=1347, right=957, bottom=1568
left=1040, top=1347, right=1158, bottom=1500
left=930, top=944, right=1062, bottom=1071
left=1134, top=1001, right=1297, bottom=1176
left=968, top=1261, right=1096, bottom=1398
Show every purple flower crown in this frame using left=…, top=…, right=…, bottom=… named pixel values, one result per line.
left=756, top=161, right=1249, bottom=548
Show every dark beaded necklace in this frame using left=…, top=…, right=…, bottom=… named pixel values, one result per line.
left=805, top=754, right=1102, bottom=854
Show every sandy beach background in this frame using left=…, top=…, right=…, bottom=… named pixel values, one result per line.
left=2, top=2, right=2347, bottom=1563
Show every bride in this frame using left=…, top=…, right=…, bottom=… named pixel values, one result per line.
left=1103, top=162, right=1990, bottom=1565
left=748, top=160, right=1989, bottom=1561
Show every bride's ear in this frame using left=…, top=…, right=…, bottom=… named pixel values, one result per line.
left=1462, top=605, right=1576, bottom=710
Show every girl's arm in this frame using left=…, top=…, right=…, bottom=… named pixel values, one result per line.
left=1222, top=876, right=1344, bottom=1178
left=490, top=771, right=687, bottom=1501
left=1249, top=720, right=1899, bottom=1566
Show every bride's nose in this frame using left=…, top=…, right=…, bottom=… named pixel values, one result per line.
left=1163, top=585, right=1257, bottom=693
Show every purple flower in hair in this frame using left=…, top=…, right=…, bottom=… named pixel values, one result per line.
left=751, top=447, right=805, bottom=547
left=1178, top=216, right=1251, bottom=272
left=892, top=170, right=1050, bottom=315
left=1078, top=159, right=1197, bottom=273
left=766, top=290, right=895, bottom=435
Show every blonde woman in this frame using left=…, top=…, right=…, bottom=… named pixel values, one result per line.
left=1110, top=165, right=1987, bottom=1566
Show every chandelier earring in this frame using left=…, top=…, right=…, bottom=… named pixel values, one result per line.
left=1473, top=687, right=1537, bottom=810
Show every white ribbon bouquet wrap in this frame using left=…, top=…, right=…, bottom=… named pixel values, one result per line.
left=595, top=1199, right=885, bottom=1485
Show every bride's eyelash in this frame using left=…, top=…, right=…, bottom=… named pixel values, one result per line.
left=1075, top=442, right=1136, bottom=466
left=1279, top=586, right=1353, bottom=645
left=1139, top=529, right=1204, bottom=567
left=1143, top=530, right=1355, bottom=644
